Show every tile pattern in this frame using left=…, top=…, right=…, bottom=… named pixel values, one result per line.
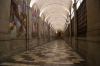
left=0, top=40, right=87, bottom=66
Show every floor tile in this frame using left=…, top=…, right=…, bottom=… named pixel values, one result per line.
left=0, top=40, right=87, bottom=66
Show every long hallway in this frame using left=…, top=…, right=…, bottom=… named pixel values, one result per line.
left=0, top=0, right=100, bottom=66
left=0, top=40, right=87, bottom=66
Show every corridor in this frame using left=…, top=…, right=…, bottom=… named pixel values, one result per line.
left=0, top=40, right=87, bottom=66
left=0, top=0, right=100, bottom=66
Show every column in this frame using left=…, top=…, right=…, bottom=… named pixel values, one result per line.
left=48, top=24, right=50, bottom=42
left=37, top=18, right=40, bottom=45
left=69, top=8, right=72, bottom=47
left=73, top=0, right=78, bottom=51
left=26, top=0, right=30, bottom=50
left=43, top=22, right=45, bottom=44
left=0, top=0, right=11, bottom=59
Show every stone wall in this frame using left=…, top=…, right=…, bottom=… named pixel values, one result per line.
left=77, top=37, right=88, bottom=59
left=65, top=0, right=100, bottom=66
left=0, top=0, right=27, bottom=61
left=86, top=0, right=100, bottom=66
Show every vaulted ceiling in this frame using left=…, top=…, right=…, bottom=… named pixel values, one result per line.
left=30, top=0, right=73, bottom=32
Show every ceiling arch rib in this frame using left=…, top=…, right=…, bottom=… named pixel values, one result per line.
left=45, top=11, right=67, bottom=19
left=34, top=0, right=72, bottom=10
left=47, top=17, right=67, bottom=31
left=51, top=22, right=66, bottom=30
left=30, top=0, right=72, bottom=31
left=51, top=23, right=65, bottom=30
left=50, top=22, right=65, bottom=26
left=40, top=4, right=69, bottom=17
left=49, top=21, right=66, bottom=31
left=40, top=3, right=69, bottom=13
left=45, top=11, right=67, bottom=22
left=50, top=25, right=57, bottom=31
left=51, top=22, right=66, bottom=29
left=39, top=4, right=69, bottom=31
left=47, top=16, right=66, bottom=24
left=51, top=25, right=65, bottom=30
left=48, top=18, right=66, bottom=24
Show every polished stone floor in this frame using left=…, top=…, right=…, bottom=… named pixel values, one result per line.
left=0, top=40, right=87, bottom=66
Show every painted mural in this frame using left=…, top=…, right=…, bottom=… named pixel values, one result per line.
left=40, top=15, right=44, bottom=38
left=10, top=0, right=27, bottom=39
left=31, top=4, right=39, bottom=38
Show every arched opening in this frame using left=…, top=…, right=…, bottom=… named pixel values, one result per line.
left=58, top=32, right=61, bottom=37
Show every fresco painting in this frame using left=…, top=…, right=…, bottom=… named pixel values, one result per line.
left=31, top=4, right=39, bottom=38
left=10, top=0, right=27, bottom=39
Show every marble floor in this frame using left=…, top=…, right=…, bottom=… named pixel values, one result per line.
left=0, top=40, right=87, bottom=66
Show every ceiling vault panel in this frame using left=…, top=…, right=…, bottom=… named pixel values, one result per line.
left=30, top=0, right=72, bottom=31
